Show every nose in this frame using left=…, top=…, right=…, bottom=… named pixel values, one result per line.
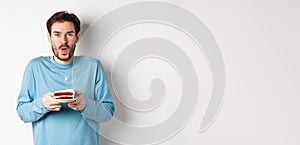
left=60, top=35, right=68, bottom=44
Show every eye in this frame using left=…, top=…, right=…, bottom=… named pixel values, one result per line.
left=67, top=33, right=74, bottom=37
left=53, top=33, right=60, bottom=37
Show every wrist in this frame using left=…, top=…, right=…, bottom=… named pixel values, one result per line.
left=79, top=105, right=86, bottom=113
left=78, top=98, right=87, bottom=113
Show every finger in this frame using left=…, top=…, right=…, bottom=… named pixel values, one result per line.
left=52, top=101, right=61, bottom=105
left=50, top=107, right=61, bottom=111
left=50, top=97, right=61, bottom=104
left=67, top=103, right=76, bottom=108
left=53, top=108, right=60, bottom=111
left=47, top=104, right=60, bottom=110
left=45, top=106, right=60, bottom=111
left=67, top=105, right=78, bottom=111
left=68, top=103, right=80, bottom=111
left=48, top=104, right=61, bottom=109
left=48, top=92, right=55, bottom=96
left=67, top=101, right=77, bottom=106
left=75, top=90, right=82, bottom=96
left=45, top=92, right=55, bottom=98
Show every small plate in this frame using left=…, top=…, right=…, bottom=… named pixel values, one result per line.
left=55, top=97, right=78, bottom=103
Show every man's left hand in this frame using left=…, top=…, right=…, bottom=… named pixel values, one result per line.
left=68, top=90, right=86, bottom=112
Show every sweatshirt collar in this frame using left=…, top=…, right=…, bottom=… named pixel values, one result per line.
left=50, top=56, right=74, bottom=69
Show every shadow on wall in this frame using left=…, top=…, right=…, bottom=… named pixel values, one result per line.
left=76, top=1, right=225, bottom=145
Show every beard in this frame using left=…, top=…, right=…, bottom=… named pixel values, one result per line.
left=52, top=44, right=76, bottom=62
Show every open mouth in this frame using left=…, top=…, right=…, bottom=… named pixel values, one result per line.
left=60, top=48, right=69, bottom=54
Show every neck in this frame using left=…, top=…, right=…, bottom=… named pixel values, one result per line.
left=53, top=56, right=74, bottom=64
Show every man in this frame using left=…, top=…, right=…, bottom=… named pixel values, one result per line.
left=16, top=10, right=114, bottom=145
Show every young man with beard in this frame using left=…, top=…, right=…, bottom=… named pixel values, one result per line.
left=16, top=11, right=115, bottom=145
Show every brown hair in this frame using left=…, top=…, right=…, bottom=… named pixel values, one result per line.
left=46, top=10, right=81, bottom=35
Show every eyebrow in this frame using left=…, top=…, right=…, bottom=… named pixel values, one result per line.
left=52, top=30, right=75, bottom=34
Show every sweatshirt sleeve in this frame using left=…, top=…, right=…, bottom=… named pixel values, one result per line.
left=80, top=60, right=115, bottom=122
left=16, top=61, right=49, bottom=123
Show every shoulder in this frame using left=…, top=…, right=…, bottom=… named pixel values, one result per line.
left=75, top=56, right=106, bottom=74
left=27, top=56, right=51, bottom=67
left=75, top=56, right=103, bottom=66
left=23, top=56, right=51, bottom=74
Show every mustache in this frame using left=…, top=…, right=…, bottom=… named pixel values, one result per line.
left=59, top=44, right=70, bottom=49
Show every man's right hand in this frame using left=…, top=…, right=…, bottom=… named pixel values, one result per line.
left=42, top=92, right=62, bottom=111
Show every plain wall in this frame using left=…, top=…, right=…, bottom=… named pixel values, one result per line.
left=1, top=0, right=299, bottom=145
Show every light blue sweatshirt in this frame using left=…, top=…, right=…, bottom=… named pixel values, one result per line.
left=16, top=56, right=115, bottom=145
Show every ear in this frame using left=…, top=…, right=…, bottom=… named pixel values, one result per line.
left=47, top=33, right=51, bottom=42
left=76, top=32, right=80, bottom=43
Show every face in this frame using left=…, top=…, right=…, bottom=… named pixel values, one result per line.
left=48, top=22, right=80, bottom=64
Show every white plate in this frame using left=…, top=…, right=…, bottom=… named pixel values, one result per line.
left=55, top=97, right=78, bottom=103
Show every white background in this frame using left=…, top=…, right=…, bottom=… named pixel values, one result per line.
left=1, top=0, right=299, bottom=145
